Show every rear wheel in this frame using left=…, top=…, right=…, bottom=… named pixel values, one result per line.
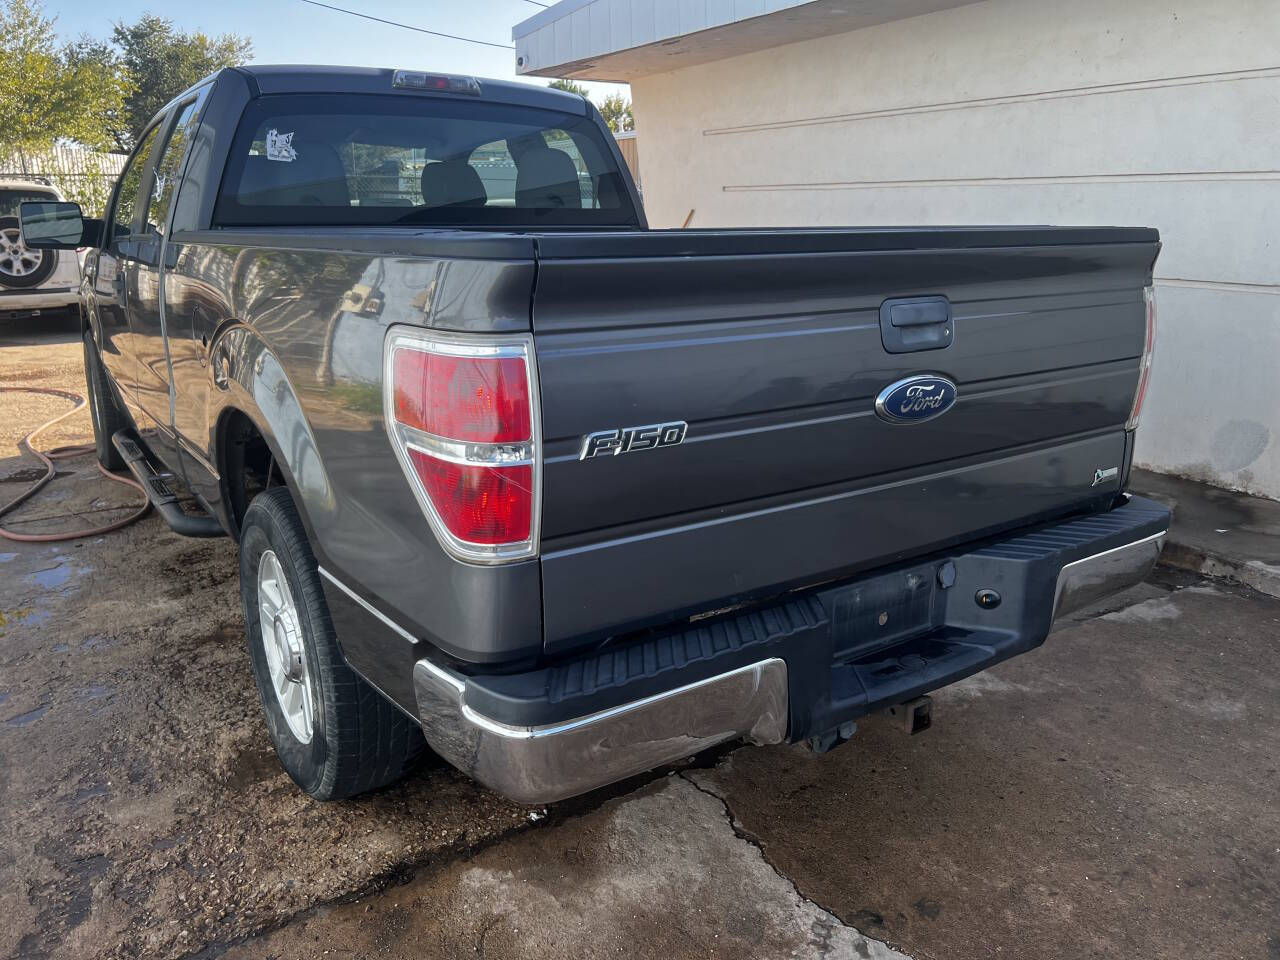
left=240, top=487, right=427, bottom=800
left=82, top=328, right=126, bottom=470
left=0, top=216, right=56, bottom=289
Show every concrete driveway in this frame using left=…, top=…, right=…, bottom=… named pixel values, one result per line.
left=2, top=316, right=1277, bottom=959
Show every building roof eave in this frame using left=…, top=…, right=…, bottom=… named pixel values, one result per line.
left=513, top=0, right=982, bottom=82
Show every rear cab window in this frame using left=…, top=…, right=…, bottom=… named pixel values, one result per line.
left=213, top=93, right=638, bottom=228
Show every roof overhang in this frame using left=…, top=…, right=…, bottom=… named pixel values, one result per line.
left=513, top=0, right=982, bottom=82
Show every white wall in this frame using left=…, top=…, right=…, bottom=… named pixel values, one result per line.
left=630, top=0, right=1280, bottom=499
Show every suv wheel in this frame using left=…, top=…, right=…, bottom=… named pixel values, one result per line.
left=0, top=216, right=56, bottom=289
left=240, top=487, right=427, bottom=800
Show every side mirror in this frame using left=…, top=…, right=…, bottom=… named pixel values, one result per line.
left=20, top=201, right=100, bottom=249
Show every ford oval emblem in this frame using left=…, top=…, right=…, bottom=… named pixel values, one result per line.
left=874, top=374, right=958, bottom=424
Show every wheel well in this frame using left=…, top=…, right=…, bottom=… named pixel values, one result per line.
left=220, top=410, right=286, bottom=537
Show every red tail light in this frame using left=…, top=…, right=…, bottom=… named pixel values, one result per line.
left=385, top=331, right=539, bottom=562
left=393, top=351, right=531, bottom=443
left=1126, top=286, right=1156, bottom=431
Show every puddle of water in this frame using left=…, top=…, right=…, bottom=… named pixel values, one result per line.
left=28, top=557, right=74, bottom=590
left=0, top=552, right=17, bottom=563
left=0, top=691, right=8, bottom=705
left=52, top=642, right=70, bottom=653
left=7, top=703, right=49, bottom=727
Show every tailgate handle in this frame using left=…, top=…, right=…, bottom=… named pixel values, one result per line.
left=879, top=296, right=953, bottom=354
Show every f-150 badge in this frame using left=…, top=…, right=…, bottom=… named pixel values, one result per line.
left=874, top=374, right=958, bottom=424
left=580, top=421, right=687, bottom=460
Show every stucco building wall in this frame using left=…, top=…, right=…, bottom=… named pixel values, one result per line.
left=621, top=0, right=1280, bottom=498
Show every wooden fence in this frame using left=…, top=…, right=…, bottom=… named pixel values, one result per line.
left=614, top=132, right=641, bottom=192
left=0, top=144, right=128, bottom=216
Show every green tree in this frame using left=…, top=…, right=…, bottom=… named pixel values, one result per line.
left=102, top=14, right=251, bottom=150
left=0, top=0, right=128, bottom=151
left=598, top=92, right=634, bottom=133
left=547, top=78, right=589, bottom=97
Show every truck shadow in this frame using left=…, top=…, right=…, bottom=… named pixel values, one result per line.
left=0, top=307, right=80, bottom=346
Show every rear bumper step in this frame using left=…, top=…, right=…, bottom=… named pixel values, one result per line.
left=112, top=430, right=224, bottom=538
left=413, top=495, right=1169, bottom=804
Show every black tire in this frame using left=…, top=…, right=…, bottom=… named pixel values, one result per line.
left=240, top=487, right=426, bottom=800
left=82, top=328, right=127, bottom=470
left=0, top=216, right=56, bottom=289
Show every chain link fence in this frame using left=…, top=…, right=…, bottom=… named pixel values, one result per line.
left=0, top=144, right=127, bottom=217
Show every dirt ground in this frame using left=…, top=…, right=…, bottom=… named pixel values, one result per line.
left=2, top=314, right=1278, bottom=960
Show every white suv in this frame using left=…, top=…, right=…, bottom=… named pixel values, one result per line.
left=0, top=179, right=82, bottom=318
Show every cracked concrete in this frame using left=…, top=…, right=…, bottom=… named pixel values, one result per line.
left=675, top=768, right=897, bottom=958
left=686, top=574, right=1280, bottom=960
left=220, top=776, right=910, bottom=960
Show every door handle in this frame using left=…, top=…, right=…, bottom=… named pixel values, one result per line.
left=879, top=296, right=953, bottom=353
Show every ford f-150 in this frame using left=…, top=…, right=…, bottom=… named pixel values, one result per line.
left=21, top=65, right=1169, bottom=804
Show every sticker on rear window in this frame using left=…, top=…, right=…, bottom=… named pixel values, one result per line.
left=265, top=129, right=297, bottom=163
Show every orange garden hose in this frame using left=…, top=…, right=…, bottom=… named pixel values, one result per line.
left=0, top=386, right=151, bottom=542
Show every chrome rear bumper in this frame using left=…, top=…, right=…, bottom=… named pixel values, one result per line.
left=413, top=657, right=788, bottom=804
left=1053, top=530, right=1167, bottom=620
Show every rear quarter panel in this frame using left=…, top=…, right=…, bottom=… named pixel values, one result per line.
left=161, top=231, right=545, bottom=699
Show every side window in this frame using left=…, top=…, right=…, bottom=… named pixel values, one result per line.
left=346, top=148, right=418, bottom=207
left=468, top=140, right=516, bottom=206
left=466, top=132, right=591, bottom=208
left=109, top=124, right=162, bottom=241
left=146, top=91, right=208, bottom=236
left=465, top=131, right=588, bottom=208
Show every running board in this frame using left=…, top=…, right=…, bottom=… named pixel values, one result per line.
left=111, top=430, right=224, bottom=538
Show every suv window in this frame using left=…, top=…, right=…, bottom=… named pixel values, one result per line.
left=214, top=93, right=638, bottom=228
left=0, top=188, right=56, bottom=218
left=145, top=94, right=206, bottom=236
left=110, top=124, right=162, bottom=240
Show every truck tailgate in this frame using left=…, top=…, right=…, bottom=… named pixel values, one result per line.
left=531, top=227, right=1159, bottom=651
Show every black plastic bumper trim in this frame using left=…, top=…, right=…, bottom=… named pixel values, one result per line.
left=457, top=496, right=1169, bottom=732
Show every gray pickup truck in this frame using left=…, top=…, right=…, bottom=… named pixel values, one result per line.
left=22, top=65, right=1169, bottom=805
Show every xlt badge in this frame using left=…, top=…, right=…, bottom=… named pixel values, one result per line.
left=580, top=421, right=687, bottom=460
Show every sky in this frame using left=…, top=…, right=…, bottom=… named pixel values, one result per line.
left=45, top=0, right=627, bottom=101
